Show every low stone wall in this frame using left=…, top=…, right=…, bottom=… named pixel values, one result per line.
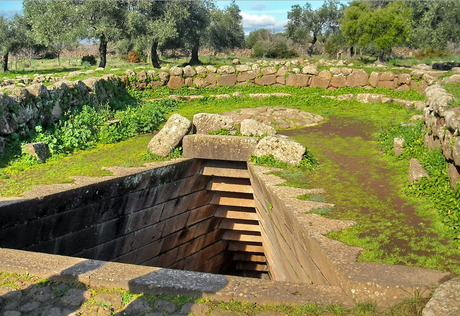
left=126, top=65, right=436, bottom=95
left=0, top=74, right=125, bottom=154
left=0, top=159, right=230, bottom=274
left=423, top=84, right=460, bottom=188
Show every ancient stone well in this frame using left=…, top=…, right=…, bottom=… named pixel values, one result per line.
left=0, top=135, right=450, bottom=307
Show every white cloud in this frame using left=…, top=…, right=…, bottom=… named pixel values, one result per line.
left=251, top=3, right=267, bottom=11
left=241, top=12, right=287, bottom=35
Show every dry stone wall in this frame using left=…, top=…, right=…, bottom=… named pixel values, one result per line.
left=124, top=65, right=434, bottom=94
left=0, top=75, right=125, bottom=154
left=424, top=84, right=460, bottom=188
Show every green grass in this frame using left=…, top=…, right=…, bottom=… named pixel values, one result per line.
left=0, top=135, right=156, bottom=196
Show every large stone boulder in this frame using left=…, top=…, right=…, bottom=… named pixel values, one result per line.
left=193, top=113, right=234, bottom=134
left=408, top=158, right=430, bottom=183
left=147, top=114, right=191, bottom=157
left=23, top=142, right=51, bottom=163
left=423, top=278, right=460, bottom=316
left=240, top=119, right=276, bottom=137
left=253, top=136, right=305, bottom=165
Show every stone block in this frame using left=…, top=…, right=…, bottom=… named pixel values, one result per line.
left=418, top=80, right=428, bottom=94
left=255, top=75, right=276, bottom=86
left=167, top=76, right=185, bottom=90
left=240, top=119, right=276, bottom=137
left=319, top=70, right=332, bottom=80
left=184, top=65, right=196, bottom=77
left=237, top=71, right=256, bottom=82
left=262, top=67, right=277, bottom=75
left=377, top=80, right=396, bottom=89
left=253, top=135, right=305, bottom=165
left=217, top=65, right=235, bottom=75
left=170, top=66, right=183, bottom=76
left=23, top=142, right=51, bottom=163
left=193, top=113, right=234, bottom=134
left=447, top=163, right=460, bottom=189
left=330, top=76, right=347, bottom=88
left=147, top=114, right=191, bottom=157
left=396, top=84, right=410, bottom=91
left=346, top=69, right=368, bottom=87
left=368, top=72, right=380, bottom=87
left=183, top=135, right=259, bottom=161
left=380, top=71, right=395, bottom=81
left=302, top=65, right=319, bottom=75
left=394, top=137, right=404, bottom=156
left=310, top=77, right=329, bottom=89
left=409, top=158, right=430, bottom=183
left=216, top=74, right=236, bottom=86
left=193, top=77, right=207, bottom=88
left=161, top=213, right=190, bottom=238
left=286, top=74, right=309, bottom=87
left=137, top=70, right=147, bottom=81
left=187, top=205, right=217, bottom=226
left=276, top=76, right=286, bottom=85
left=422, top=277, right=460, bottom=316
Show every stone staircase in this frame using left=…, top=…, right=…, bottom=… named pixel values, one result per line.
left=202, top=160, right=269, bottom=278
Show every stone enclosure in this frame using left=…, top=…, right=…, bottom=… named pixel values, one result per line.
left=0, top=136, right=450, bottom=307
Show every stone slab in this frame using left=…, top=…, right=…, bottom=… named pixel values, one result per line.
left=183, top=135, right=259, bottom=161
left=0, top=248, right=353, bottom=306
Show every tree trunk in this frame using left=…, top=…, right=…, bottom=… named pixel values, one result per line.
left=98, top=34, right=108, bottom=68
left=57, top=53, right=61, bottom=66
left=151, top=41, right=160, bottom=69
left=307, top=32, right=317, bottom=58
left=189, top=43, right=202, bottom=65
left=378, top=50, right=385, bottom=63
left=2, top=52, right=9, bottom=72
left=347, top=45, right=353, bottom=61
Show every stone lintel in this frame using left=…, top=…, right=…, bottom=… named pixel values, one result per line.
left=183, top=135, right=259, bottom=161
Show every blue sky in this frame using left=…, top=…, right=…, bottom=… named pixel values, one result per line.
left=0, top=1, right=348, bottom=35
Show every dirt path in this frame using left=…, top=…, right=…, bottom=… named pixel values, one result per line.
left=281, top=116, right=456, bottom=270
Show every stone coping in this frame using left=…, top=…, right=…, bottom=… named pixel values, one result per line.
left=0, top=248, right=354, bottom=307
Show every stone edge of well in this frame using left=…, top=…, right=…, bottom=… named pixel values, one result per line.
left=0, top=248, right=354, bottom=307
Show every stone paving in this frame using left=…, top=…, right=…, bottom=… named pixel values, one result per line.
left=0, top=273, right=290, bottom=316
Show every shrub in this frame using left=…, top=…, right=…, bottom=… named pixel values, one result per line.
left=415, top=48, right=447, bottom=60
left=81, top=55, right=97, bottom=66
left=126, top=50, right=146, bottom=63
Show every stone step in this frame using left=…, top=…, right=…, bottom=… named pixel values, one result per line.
left=207, top=177, right=253, bottom=194
left=228, top=241, right=265, bottom=253
left=211, top=192, right=255, bottom=208
left=219, top=219, right=261, bottom=232
left=235, top=261, right=269, bottom=272
left=223, top=231, right=262, bottom=243
left=232, top=252, right=266, bottom=263
left=201, top=161, right=249, bottom=178
left=214, top=206, right=259, bottom=221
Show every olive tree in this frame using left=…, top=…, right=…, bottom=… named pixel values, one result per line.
left=285, top=0, right=344, bottom=57
left=206, top=0, right=245, bottom=53
left=127, top=0, right=187, bottom=68
left=76, top=1, right=128, bottom=68
left=24, top=0, right=79, bottom=66
left=341, top=1, right=410, bottom=63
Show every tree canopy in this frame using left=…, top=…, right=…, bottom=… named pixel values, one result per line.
left=341, top=1, right=410, bottom=62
